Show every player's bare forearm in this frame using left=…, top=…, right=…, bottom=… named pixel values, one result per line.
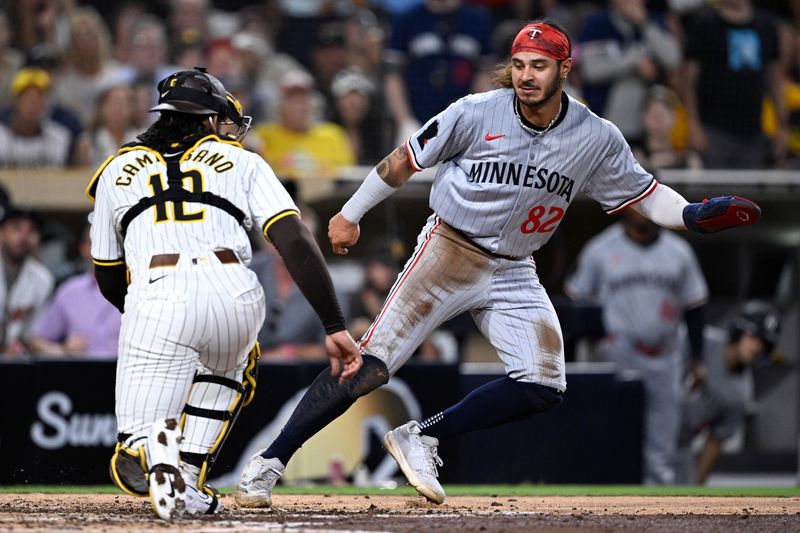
left=376, top=146, right=416, bottom=188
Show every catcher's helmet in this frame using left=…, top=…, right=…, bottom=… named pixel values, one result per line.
left=150, top=67, right=228, bottom=116
left=221, top=91, right=252, bottom=142
left=729, top=300, right=781, bottom=353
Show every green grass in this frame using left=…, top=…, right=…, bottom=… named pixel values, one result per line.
left=1, top=484, right=798, bottom=497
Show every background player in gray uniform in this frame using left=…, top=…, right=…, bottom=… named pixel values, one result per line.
left=0, top=208, right=54, bottom=354
left=676, top=301, right=781, bottom=485
left=564, top=209, right=709, bottom=484
left=236, top=20, right=762, bottom=506
left=89, top=68, right=360, bottom=520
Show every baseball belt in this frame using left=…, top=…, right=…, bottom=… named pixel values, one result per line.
left=149, top=249, right=239, bottom=268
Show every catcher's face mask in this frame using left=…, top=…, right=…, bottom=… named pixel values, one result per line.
left=220, top=91, right=252, bottom=142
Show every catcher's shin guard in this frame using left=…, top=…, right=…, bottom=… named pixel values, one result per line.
left=180, top=342, right=260, bottom=492
left=109, top=434, right=148, bottom=496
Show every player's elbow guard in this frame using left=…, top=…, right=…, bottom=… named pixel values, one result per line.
left=682, top=195, right=761, bottom=234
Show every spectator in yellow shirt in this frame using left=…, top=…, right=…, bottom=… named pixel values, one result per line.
left=254, top=70, right=355, bottom=182
left=762, top=23, right=800, bottom=168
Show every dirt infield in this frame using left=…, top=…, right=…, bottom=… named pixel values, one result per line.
left=1, top=493, right=799, bottom=532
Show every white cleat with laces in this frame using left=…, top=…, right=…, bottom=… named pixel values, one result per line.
left=235, top=454, right=285, bottom=508
left=383, top=421, right=446, bottom=504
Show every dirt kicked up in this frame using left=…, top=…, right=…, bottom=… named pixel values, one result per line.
left=1, top=493, right=799, bottom=532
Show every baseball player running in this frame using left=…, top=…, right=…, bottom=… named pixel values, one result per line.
left=236, top=19, right=760, bottom=505
left=88, top=68, right=360, bottom=520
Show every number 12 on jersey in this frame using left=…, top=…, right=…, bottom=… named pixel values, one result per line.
left=520, top=205, right=565, bottom=234
left=148, top=170, right=205, bottom=222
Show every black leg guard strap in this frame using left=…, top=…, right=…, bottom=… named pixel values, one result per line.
left=264, top=354, right=389, bottom=465
left=179, top=342, right=261, bottom=493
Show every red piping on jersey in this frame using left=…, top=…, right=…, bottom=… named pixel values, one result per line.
left=404, top=139, right=423, bottom=172
left=607, top=179, right=659, bottom=215
left=360, top=217, right=443, bottom=350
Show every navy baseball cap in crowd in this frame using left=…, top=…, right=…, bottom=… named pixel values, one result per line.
left=1, top=207, right=44, bottom=232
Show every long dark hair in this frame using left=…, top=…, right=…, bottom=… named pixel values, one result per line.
left=135, top=112, right=212, bottom=153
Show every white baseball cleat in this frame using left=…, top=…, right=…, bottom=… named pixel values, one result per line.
left=235, top=454, right=285, bottom=508
left=183, top=484, right=222, bottom=515
left=383, top=421, right=446, bottom=504
left=147, top=418, right=187, bottom=520
left=179, top=466, right=223, bottom=516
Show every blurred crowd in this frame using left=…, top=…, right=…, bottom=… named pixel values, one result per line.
left=0, top=0, right=797, bottom=174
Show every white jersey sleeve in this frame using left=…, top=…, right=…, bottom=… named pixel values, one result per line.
left=404, top=99, right=473, bottom=171
left=89, top=159, right=124, bottom=263
left=582, top=123, right=657, bottom=215
left=245, top=152, right=300, bottom=238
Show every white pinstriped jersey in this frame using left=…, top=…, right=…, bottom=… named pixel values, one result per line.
left=88, top=135, right=297, bottom=281
left=405, top=89, right=656, bottom=258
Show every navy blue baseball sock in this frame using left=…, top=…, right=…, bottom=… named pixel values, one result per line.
left=418, top=377, right=563, bottom=441
left=263, top=354, right=389, bottom=465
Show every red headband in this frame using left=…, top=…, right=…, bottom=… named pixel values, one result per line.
left=511, top=23, right=570, bottom=61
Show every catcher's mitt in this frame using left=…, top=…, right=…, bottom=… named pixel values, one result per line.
left=683, top=195, right=761, bottom=234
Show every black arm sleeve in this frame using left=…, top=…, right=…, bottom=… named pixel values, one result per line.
left=685, top=304, right=706, bottom=362
left=267, top=214, right=346, bottom=335
left=94, top=262, right=128, bottom=313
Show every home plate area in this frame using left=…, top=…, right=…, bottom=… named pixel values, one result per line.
left=1, top=493, right=799, bottom=532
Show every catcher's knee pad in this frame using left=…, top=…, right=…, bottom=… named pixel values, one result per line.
left=109, top=434, right=148, bottom=496
left=180, top=342, right=260, bottom=489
